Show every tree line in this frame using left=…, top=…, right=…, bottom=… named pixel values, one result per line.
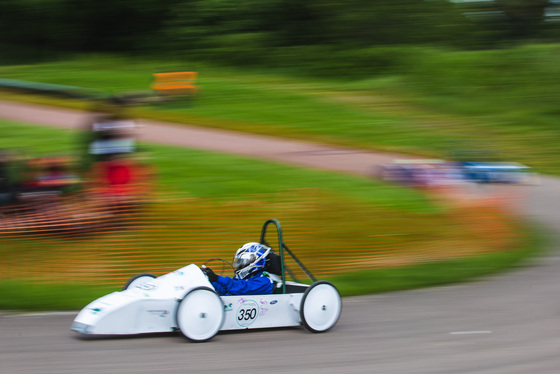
left=1, top=0, right=559, bottom=69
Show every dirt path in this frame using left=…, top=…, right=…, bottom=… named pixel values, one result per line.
left=0, top=99, right=532, bottom=212
left=0, top=99, right=417, bottom=177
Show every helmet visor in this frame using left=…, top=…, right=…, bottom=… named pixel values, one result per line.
left=233, top=252, right=255, bottom=271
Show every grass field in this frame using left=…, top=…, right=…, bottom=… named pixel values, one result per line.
left=0, top=118, right=435, bottom=210
left=1, top=224, right=542, bottom=311
left=0, top=47, right=553, bottom=310
left=0, top=115, right=540, bottom=310
left=1, top=45, right=559, bottom=174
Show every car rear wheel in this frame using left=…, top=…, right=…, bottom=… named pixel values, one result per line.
left=300, top=281, right=342, bottom=333
left=122, top=273, right=156, bottom=291
left=176, top=287, right=224, bottom=342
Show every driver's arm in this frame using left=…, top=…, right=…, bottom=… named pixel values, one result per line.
left=212, top=275, right=273, bottom=296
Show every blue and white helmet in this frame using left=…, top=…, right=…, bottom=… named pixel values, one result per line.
left=233, top=242, right=271, bottom=279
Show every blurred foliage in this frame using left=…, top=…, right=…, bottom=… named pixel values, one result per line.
left=1, top=0, right=560, bottom=66
left=0, top=0, right=177, bottom=54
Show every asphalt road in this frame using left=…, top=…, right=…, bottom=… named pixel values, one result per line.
left=1, top=101, right=559, bottom=373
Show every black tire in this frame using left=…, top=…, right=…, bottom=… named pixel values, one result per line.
left=300, top=281, right=342, bottom=333
left=122, top=273, right=156, bottom=291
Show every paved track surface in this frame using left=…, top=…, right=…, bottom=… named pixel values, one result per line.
left=1, top=100, right=559, bottom=373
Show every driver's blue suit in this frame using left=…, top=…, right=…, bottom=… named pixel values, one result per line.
left=211, top=270, right=274, bottom=296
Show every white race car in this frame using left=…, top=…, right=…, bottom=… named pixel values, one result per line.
left=71, top=219, right=342, bottom=341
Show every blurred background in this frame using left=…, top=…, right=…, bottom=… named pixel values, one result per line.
left=1, top=0, right=559, bottom=62
left=0, top=0, right=556, bottom=310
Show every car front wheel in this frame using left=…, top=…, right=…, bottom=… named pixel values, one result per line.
left=176, top=287, right=224, bottom=342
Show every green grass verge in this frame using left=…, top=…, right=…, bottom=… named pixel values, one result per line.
left=326, top=222, right=547, bottom=296
left=0, top=222, right=547, bottom=311
left=0, top=48, right=554, bottom=310
left=0, top=118, right=436, bottom=212
left=0, top=118, right=545, bottom=311
left=0, top=282, right=117, bottom=311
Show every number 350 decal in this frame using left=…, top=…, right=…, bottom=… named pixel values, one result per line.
left=236, top=300, right=259, bottom=327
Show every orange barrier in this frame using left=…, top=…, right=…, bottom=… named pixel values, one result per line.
left=0, top=191, right=521, bottom=287
left=151, top=72, right=198, bottom=97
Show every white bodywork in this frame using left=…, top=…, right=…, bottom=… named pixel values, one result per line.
left=221, top=293, right=303, bottom=330
left=72, top=264, right=307, bottom=336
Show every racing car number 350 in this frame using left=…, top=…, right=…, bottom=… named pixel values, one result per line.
left=237, top=300, right=259, bottom=327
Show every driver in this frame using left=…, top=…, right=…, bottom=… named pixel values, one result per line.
left=203, top=242, right=274, bottom=296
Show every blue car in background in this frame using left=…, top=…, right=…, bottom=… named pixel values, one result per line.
left=460, top=162, right=536, bottom=184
